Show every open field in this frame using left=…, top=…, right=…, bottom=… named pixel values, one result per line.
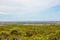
left=0, top=24, right=60, bottom=40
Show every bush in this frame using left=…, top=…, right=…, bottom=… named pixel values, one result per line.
left=56, top=30, right=60, bottom=40
left=25, top=31, right=37, bottom=37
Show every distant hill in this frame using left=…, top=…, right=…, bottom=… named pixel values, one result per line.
left=0, top=21, right=60, bottom=25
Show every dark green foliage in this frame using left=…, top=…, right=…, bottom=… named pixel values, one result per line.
left=10, top=30, right=18, bottom=35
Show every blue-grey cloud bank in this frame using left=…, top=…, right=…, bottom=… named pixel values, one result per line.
left=0, top=0, right=60, bottom=21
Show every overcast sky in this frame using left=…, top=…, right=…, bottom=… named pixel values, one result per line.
left=0, top=0, right=60, bottom=21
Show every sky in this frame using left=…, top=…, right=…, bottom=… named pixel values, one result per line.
left=0, top=0, right=60, bottom=21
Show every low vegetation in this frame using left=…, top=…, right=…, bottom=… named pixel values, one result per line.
left=0, top=24, right=60, bottom=40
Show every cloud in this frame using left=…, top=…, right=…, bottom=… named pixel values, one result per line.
left=0, top=0, right=60, bottom=21
left=0, top=12, right=8, bottom=15
left=0, top=0, right=60, bottom=8
left=0, top=0, right=60, bottom=14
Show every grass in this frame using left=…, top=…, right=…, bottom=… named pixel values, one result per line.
left=0, top=24, right=60, bottom=40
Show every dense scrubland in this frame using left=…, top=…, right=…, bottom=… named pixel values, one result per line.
left=0, top=24, right=60, bottom=40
